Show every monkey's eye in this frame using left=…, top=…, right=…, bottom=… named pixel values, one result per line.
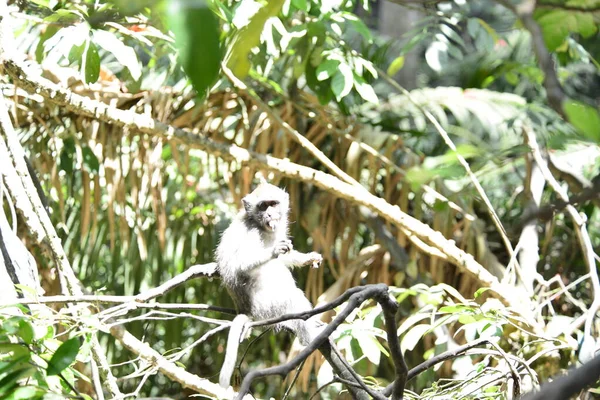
left=258, top=201, right=278, bottom=211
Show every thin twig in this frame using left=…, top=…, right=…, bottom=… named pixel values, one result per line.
left=524, top=127, right=600, bottom=340
left=378, top=68, right=515, bottom=263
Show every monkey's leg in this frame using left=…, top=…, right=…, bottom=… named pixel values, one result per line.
left=220, top=314, right=251, bottom=388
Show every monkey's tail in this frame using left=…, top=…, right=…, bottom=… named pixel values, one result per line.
left=219, top=314, right=251, bottom=388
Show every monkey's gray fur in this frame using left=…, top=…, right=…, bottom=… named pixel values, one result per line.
left=216, top=181, right=323, bottom=388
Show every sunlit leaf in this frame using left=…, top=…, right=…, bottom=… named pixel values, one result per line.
left=316, top=59, right=340, bottom=81
left=564, top=100, right=600, bottom=142
left=93, top=30, right=142, bottom=81
left=331, top=63, right=353, bottom=101
left=387, top=55, right=404, bottom=76
left=354, top=77, right=378, bottom=104
left=354, top=331, right=381, bottom=365
left=401, top=324, right=431, bottom=352
left=225, top=0, right=285, bottom=78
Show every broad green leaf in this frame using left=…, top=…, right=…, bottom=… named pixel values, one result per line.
left=168, top=0, right=223, bottom=98
left=68, top=42, right=85, bottom=65
left=93, top=30, right=142, bottom=81
left=536, top=10, right=598, bottom=52
left=82, top=40, right=100, bottom=84
left=354, top=78, right=378, bottom=104
left=401, top=324, right=431, bottom=352
left=35, top=25, right=59, bottom=62
left=0, top=344, right=30, bottom=360
left=474, top=287, right=491, bottom=298
left=340, top=12, right=371, bottom=41
left=316, top=59, right=340, bottom=81
left=564, top=100, right=600, bottom=142
left=225, top=0, right=285, bottom=78
left=331, top=63, right=353, bottom=101
left=17, top=321, right=34, bottom=345
left=387, top=56, right=404, bottom=76
left=0, top=368, right=34, bottom=397
left=43, top=9, right=83, bottom=24
left=354, top=331, right=381, bottom=365
left=291, top=0, right=308, bottom=12
left=47, top=337, right=80, bottom=376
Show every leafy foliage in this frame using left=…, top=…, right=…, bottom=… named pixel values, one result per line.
left=2, top=0, right=600, bottom=398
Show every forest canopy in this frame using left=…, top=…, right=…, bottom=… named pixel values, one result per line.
left=0, top=0, right=599, bottom=399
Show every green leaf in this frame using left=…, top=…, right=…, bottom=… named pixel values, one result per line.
left=387, top=56, right=404, bottom=76
left=331, top=63, right=353, bottom=101
left=35, top=25, right=60, bottom=63
left=354, top=331, right=381, bottom=365
left=224, top=0, right=284, bottom=78
left=43, top=9, right=83, bottom=25
left=439, top=305, right=472, bottom=313
left=0, top=344, right=30, bottom=361
left=68, top=42, right=85, bottom=65
left=291, top=0, right=308, bottom=12
left=4, top=386, right=43, bottom=400
left=17, top=321, right=34, bottom=345
left=47, top=337, right=80, bottom=376
left=564, top=100, right=600, bottom=141
left=345, top=15, right=372, bottom=42
left=82, top=40, right=100, bottom=84
left=81, top=146, right=100, bottom=174
left=354, top=77, right=378, bottom=104
left=168, top=0, right=223, bottom=98
left=536, top=10, right=598, bottom=52
left=474, top=287, right=491, bottom=298
left=0, top=368, right=33, bottom=397
left=316, top=59, right=340, bottom=81
left=92, top=30, right=142, bottom=81
left=401, top=324, right=431, bottom=352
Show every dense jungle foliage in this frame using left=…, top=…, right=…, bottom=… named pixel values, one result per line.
left=0, top=0, right=600, bottom=399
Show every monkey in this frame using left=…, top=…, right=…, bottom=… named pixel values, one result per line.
left=216, top=180, right=323, bottom=388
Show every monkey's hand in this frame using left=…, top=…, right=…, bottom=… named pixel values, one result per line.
left=307, top=252, right=323, bottom=268
left=272, top=239, right=293, bottom=258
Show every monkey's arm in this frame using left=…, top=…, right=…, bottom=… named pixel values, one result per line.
left=279, top=250, right=322, bottom=269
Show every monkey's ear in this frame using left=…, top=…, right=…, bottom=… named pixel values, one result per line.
left=242, top=196, right=254, bottom=213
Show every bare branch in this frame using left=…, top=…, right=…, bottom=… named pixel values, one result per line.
left=109, top=324, right=233, bottom=399
left=521, top=354, right=600, bottom=400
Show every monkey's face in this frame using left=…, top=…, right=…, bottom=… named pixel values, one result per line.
left=255, top=200, right=283, bottom=231
left=242, top=183, right=290, bottom=232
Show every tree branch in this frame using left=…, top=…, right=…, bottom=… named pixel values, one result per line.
left=521, top=353, right=600, bottom=400
left=237, top=284, right=407, bottom=400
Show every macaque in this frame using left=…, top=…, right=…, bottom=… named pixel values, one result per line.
left=216, top=180, right=322, bottom=388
